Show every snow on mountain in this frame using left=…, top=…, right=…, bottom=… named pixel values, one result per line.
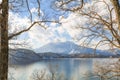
left=35, top=41, right=80, bottom=54
left=35, top=41, right=116, bottom=56
left=9, top=41, right=120, bottom=65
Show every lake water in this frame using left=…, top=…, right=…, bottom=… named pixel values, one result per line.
left=8, top=58, right=117, bottom=80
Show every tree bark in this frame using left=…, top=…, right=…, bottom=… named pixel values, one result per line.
left=111, top=0, right=120, bottom=30
left=0, top=0, right=9, bottom=80
left=111, top=0, right=120, bottom=45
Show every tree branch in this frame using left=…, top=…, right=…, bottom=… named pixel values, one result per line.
left=8, top=20, right=59, bottom=40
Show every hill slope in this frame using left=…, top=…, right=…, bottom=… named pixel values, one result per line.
left=9, top=49, right=41, bottom=64
left=35, top=41, right=117, bottom=56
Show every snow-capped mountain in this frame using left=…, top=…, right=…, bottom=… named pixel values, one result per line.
left=35, top=41, right=117, bottom=56
left=8, top=42, right=120, bottom=65
left=35, top=41, right=81, bottom=54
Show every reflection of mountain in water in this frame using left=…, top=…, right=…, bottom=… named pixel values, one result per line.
left=9, top=58, right=94, bottom=80
left=42, top=59, right=93, bottom=80
left=52, top=58, right=93, bottom=80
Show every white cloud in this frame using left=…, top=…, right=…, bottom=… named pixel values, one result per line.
left=50, top=23, right=56, bottom=27
left=28, top=24, right=69, bottom=48
left=8, top=0, right=112, bottom=50
left=9, top=12, right=30, bottom=34
left=59, top=13, right=87, bottom=38
left=31, top=8, right=38, bottom=13
left=28, top=26, right=51, bottom=45
left=30, top=7, right=44, bottom=18
left=55, top=0, right=113, bottom=49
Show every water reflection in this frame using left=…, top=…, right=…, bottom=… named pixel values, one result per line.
left=9, top=58, right=112, bottom=80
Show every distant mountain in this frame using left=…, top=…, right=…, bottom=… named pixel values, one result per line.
left=9, top=42, right=120, bottom=65
left=35, top=41, right=117, bottom=56
left=35, top=41, right=81, bottom=54
left=105, top=48, right=120, bottom=56
left=9, top=49, right=41, bottom=64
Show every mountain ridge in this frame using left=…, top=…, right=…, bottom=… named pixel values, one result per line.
left=9, top=41, right=120, bottom=64
left=35, top=41, right=117, bottom=56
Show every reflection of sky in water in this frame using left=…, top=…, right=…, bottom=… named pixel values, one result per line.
left=9, top=58, right=95, bottom=80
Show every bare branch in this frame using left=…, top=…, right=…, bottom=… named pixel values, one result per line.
left=8, top=20, right=60, bottom=40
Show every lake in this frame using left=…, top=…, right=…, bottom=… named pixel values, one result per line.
left=8, top=58, right=118, bottom=80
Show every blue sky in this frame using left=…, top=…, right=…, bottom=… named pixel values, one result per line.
left=9, top=0, right=73, bottom=49
left=9, top=0, right=113, bottom=50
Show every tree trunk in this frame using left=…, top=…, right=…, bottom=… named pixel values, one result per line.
left=111, top=0, right=120, bottom=30
left=0, top=0, right=9, bottom=80
left=111, top=0, right=120, bottom=45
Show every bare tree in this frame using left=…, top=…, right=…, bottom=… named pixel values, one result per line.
left=31, top=69, right=48, bottom=80
left=0, top=0, right=9, bottom=80
left=93, top=59, right=120, bottom=80
left=30, top=68, right=66, bottom=80
left=54, top=0, right=120, bottom=51
left=81, top=59, right=120, bottom=80
left=0, top=0, right=59, bottom=80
